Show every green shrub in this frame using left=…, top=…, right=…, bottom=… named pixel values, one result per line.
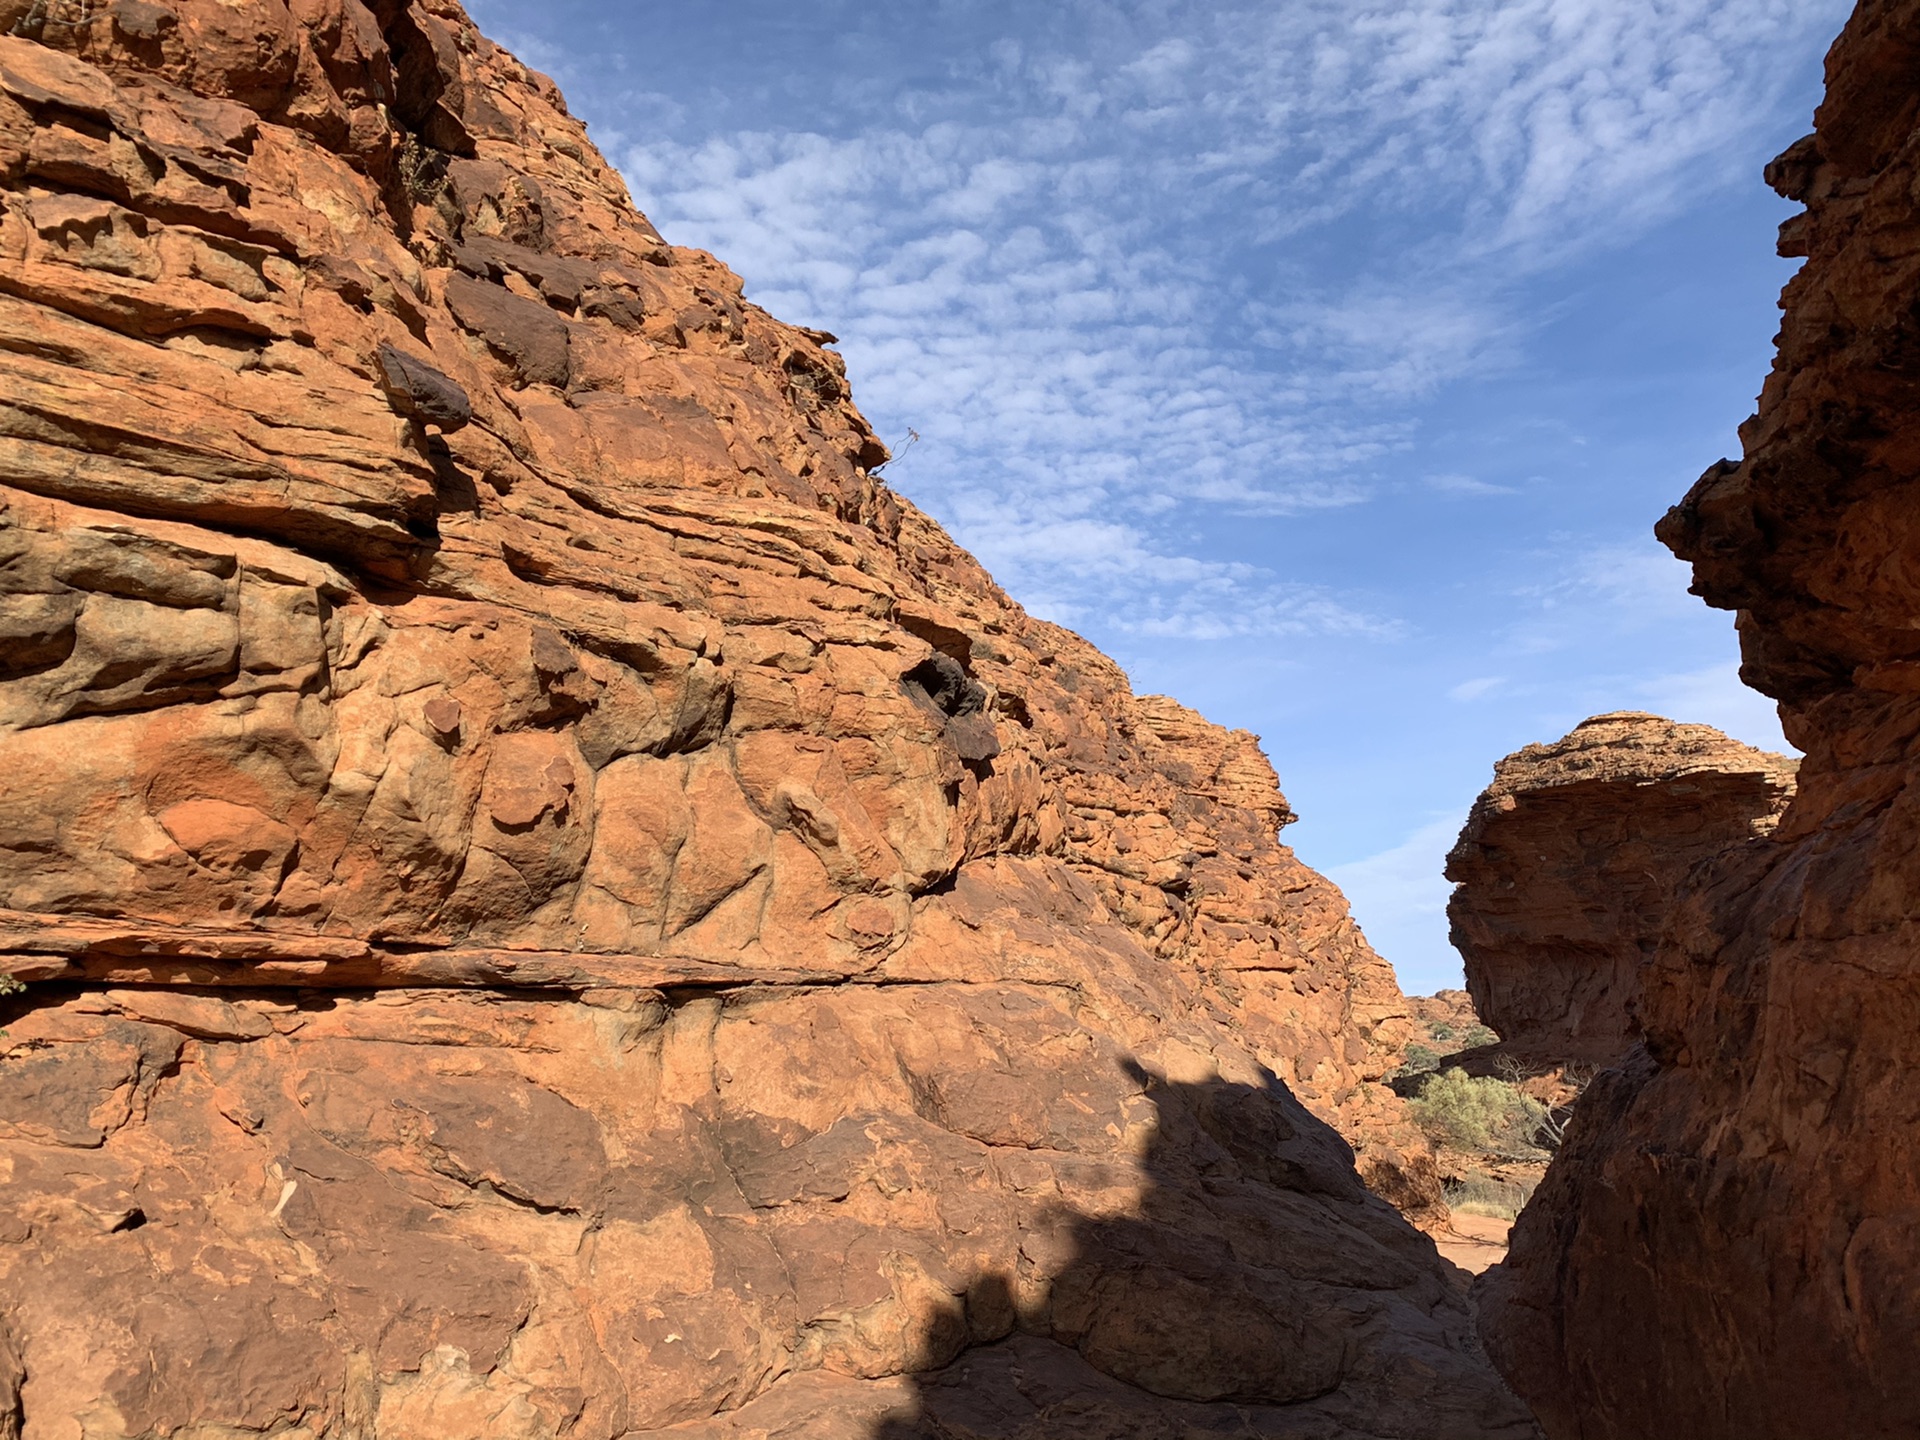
left=1409, top=1067, right=1548, bottom=1153
left=1427, top=1020, right=1456, bottom=1042
left=0, top=975, right=22, bottom=997
left=1460, top=1023, right=1498, bottom=1048
left=1445, top=1170, right=1537, bottom=1221
left=1391, top=1041, right=1441, bottom=1083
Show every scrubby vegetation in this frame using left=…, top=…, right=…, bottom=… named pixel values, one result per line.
left=0, top=973, right=22, bottom=1039
left=1409, top=1067, right=1549, bottom=1154
left=1396, top=1041, right=1441, bottom=1079
left=1444, top=1169, right=1538, bottom=1221
left=1390, top=1015, right=1499, bottom=1085
left=1426, top=1018, right=1499, bottom=1049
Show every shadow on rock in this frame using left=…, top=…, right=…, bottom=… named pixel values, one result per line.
left=0, top=981, right=1536, bottom=1439
left=859, top=1063, right=1540, bottom=1440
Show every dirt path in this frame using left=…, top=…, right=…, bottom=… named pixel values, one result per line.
left=1435, top=1213, right=1511, bottom=1275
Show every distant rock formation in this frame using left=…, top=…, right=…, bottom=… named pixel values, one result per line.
left=1406, top=987, right=1481, bottom=1035
left=1447, top=712, right=1796, bottom=1065
left=1482, top=2, right=1920, bottom=1435
left=0, top=2, right=1532, bottom=1435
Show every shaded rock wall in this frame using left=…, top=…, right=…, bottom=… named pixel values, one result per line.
left=1482, top=3, right=1920, bottom=1435
left=1446, top=712, right=1796, bottom=1064
left=0, top=3, right=1531, bottom=1434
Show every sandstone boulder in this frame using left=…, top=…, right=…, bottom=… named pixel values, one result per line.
left=1481, top=2, right=1920, bottom=1435
left=1446, top=712, right=1796, bottom=1064
left=0, top=2, right=1531, bottom=1434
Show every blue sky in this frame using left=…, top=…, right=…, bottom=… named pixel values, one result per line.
left=466, top=0, right=1848, bottom=992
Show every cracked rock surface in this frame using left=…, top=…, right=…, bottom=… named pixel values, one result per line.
left=0, top=2, right=1534, bottom=1435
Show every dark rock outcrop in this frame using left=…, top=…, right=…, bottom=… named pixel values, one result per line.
left=1482, top=4, right=1920, bottom=1436
left=1447, top=712, right=1796, bottom=1065
left=0, top=2, right=1528, bottom=1434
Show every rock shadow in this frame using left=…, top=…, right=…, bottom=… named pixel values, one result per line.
left=0, top=980, right=1533, bottom=1438
left=861, top=1062, right=1536, bottom=1440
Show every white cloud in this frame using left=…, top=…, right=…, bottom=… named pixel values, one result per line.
left=1633, top=660, right=1793, bottom=753
left=1564, top=543, right=1705, bottom=617
left=1327, top=815, right=1468, bottom=995
left=932, top=506, right=1401, bottom=641
left=1507, top=538, right=1712, bottom=654
left=613, top=0, right=1843, bottom=647
left=1449, top=676, right=1507, bottom=702
left=1427, top=473, right=1515, bottom=496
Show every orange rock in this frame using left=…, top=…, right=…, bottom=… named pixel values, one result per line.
left=0, top=5, right=1528, bottom=1436
left=421, top=693, right=462, bottom=734
left=1447, top=712, right=1796, bottom=1064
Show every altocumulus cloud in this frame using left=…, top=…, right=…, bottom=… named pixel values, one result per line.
left=606, top=0, right=1840, bottom=647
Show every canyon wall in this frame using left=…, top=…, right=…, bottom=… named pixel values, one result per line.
left=0, top=3, right=1534, bottom=1435
left=1482, top=2, right=1920, bottom=1435
left=1447, top=712, right=1796, bottom=1064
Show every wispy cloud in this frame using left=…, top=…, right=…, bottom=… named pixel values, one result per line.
left=949, top=511, right=1400, bottom=639
left=1327, top=815, right=1468, bottom=993
left=1633, top=660, right=1792, bottom=752
left=1450, top=676, right=1507, bottom=702
left=606, top=0, right=1839, bottom=648
left=1502, top=538, right=1711, bottom=655
left=1427, top=473, right=1516, bottom=496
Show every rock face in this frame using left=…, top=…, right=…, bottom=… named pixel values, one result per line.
left=0, top=4, right=1532, bottom=1435
left=1482, top=3, right=1920, bottom=1436
left=1405, top=989, right=1481, bottom=1038
left=1446, top=713, right=1797, bottom=1064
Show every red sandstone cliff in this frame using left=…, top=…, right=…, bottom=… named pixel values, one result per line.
left=0, top=3, right=1531, bottom=1434
left=1447, top=713, right=1796, bottom=1064
left=1481, top=2, right=1920, bottom=1435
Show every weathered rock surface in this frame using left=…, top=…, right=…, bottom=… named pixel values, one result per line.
left=1447, top=712, right=1796, bottom=1064
left=1482, top=3, right=1920, bottom=1435
left=1404, top=989, right=1480, bottom=1039
left=0, top=3, right=1530, bottom=1435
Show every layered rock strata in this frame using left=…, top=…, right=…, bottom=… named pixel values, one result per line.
left=1447, top=712, right=1796, bottom=1064
left=1483, top=2, right=1920, bottom=1435
left=0, top=3, right=1531, bottom=1435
